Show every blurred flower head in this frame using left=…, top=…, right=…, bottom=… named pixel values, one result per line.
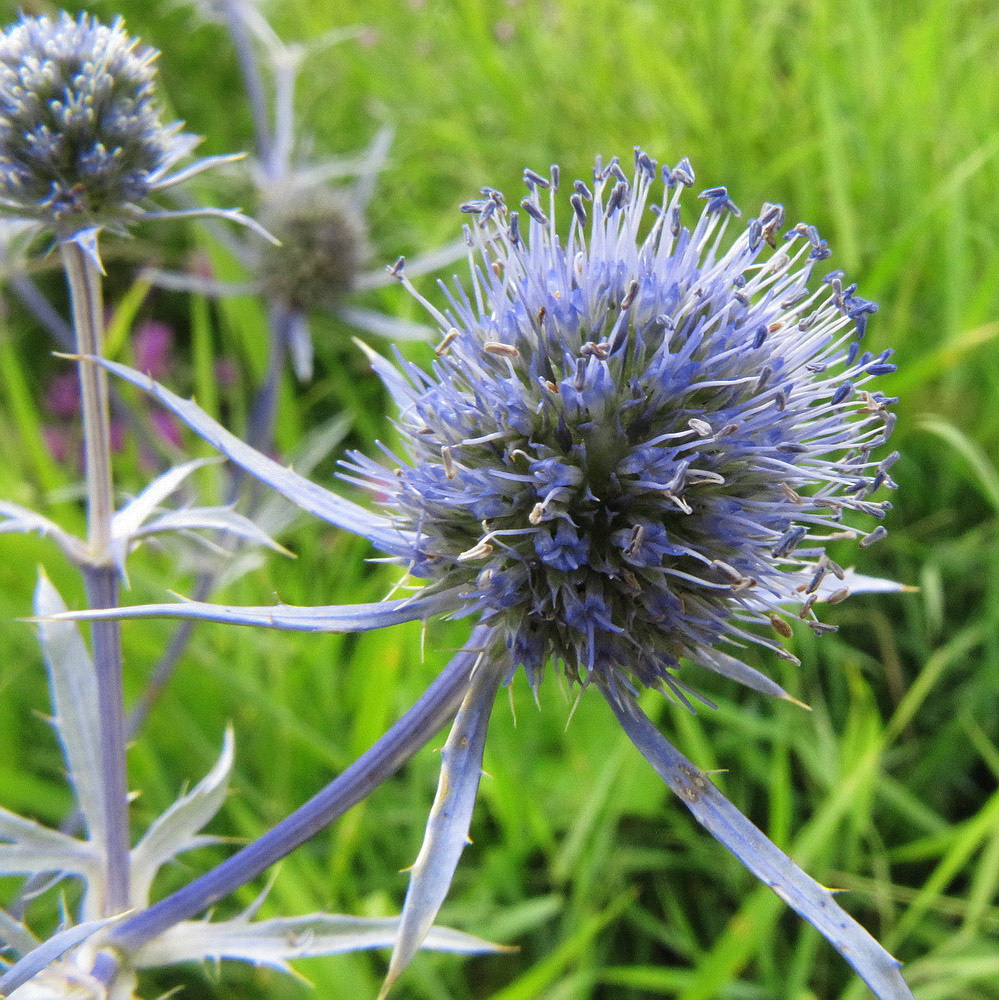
left=0, top=13, right=195, bottom=235
left=349, top=150, right=898, bottom=698
left=256, top=183, right=370, bottom=311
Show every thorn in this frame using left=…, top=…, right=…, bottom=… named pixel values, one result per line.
left=780, top=693, right=812, bottom=710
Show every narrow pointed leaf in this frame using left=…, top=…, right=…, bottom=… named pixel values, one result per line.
left=379, top=659, right=503, bottom=999
left=139, top=206, right=278, bottom=245
left=0, top=806, right=96, bottom=875
left=112, top=458, right=218, bottom=541
left=0, top=504, right=87, bottom=563
left=834, top=569, right=911, bottom=595
left=351, top=338, right=424, bottom=413
left=131, top=729, right=235, bottom=905
left=602, top=688, right=914, bottom=1000
left=132, top=506, right=288, bottom=553
left=0, top=915, right=121, bottom=996
left=47, top=587, right=466, bottom=634
left=132, top=912, right=507, bottom=972
left=250, top=415, right=353, bottom=537
left=89, top=358, right=411, bottom=556
left=695, top=648, right=800, bottom=703
left=61, top=227, right=105, bottom=274
left=33, top=573, right=104, bottom=845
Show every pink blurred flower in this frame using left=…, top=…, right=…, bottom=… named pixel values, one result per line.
left=43, top=372, right=80, bottom=419
left=133, top=320, right=174, bottom=379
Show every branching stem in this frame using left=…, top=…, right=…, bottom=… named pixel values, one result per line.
left=60, top=240, right=130, bottom=917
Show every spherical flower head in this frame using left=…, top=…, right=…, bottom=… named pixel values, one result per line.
left=349, top=151, right=898, bottom=701
left=0, top=11, right=199, bottom=237
left=256, top=183, right=371, bottom=311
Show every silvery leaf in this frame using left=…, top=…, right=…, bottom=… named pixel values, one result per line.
left=89, top=358, right=411, bottom=557
left=0, top=807, right=96, bottom=877
left=130, top=729, right=234, bottom=906
left=132, top=912, right=507, bottom=973
left=131, top=506, right=288, bottom=555
left=112, top=459, right=218, bottom=542
left=46, top=587, right=464, bottom=634
left=333, top=304, right=434, bottom=342
left=0, top=504, right=87, bottom=564
left=33, top=573, right=104, bottom=845
left=603, top=687, right=915, bottom=1000
left=250, top=415, right=352, bottom=538
left=379, top=659, right=502, bottom=998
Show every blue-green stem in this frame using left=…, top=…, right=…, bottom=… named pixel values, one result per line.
left=100, top=625, right=491, bottom=958
left=59, top=240, right=130, bottom=918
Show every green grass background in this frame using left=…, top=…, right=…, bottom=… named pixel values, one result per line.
left=1, top=1, right=998, bottom=998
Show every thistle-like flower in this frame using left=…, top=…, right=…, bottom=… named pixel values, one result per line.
left=0, top=11, right=260, bottom=259
left=348, top=153, right=896, bottom=696
left=66, top=150, right=911, bottom=999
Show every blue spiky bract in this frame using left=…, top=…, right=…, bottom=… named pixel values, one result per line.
left=345, top=150, right=897, bottom=705
left=0, top=11, right=198, bottom=236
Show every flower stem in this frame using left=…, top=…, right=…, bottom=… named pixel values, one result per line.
left=60, top=240, right=130, bottom=917
left=220, top=0, right=272, bottom=172
left=103, top=627, right=490, bottom=956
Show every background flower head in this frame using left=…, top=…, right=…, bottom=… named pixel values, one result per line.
left=0, top=12, right=199, bottom=238
left=256, top=182, right=371, bottom=312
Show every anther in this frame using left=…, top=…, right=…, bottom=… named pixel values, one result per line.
left=581, top=341, right=610, bottom=359
left=626, top=524, right=644, bottom=555
left=859, top=525, right=888, bottom=548
left=773, top=526, right=807, bottom=558
left=520, top=198, right=548, bottom=226
left=435, top=328, right=460, bottom=356
left=799, top=593, right=819, bottom=618
left=457, top=540, right=494, bottom=561
left=781, top=483, right=802, bottom=504
left=711, top=560, right=747, bottom=585
left=769, top=613, right=794, bottom=638
left=484, top=342, right=520, bottom=358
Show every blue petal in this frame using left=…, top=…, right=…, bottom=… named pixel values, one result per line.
left=601, top=687, right=914, bottom=1000
left=378, top=657, right=503, bottom=998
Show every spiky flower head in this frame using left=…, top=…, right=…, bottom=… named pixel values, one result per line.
left=0, top=12, right=203, bottom=239
left=256, top=183, right=370, bottom=311
left=349, top=150, right=897, bottom=702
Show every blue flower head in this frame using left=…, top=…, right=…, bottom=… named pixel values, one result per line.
left=349, top=150, right=898, bottom=704
left=0, top=11, right=259, bottom=256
